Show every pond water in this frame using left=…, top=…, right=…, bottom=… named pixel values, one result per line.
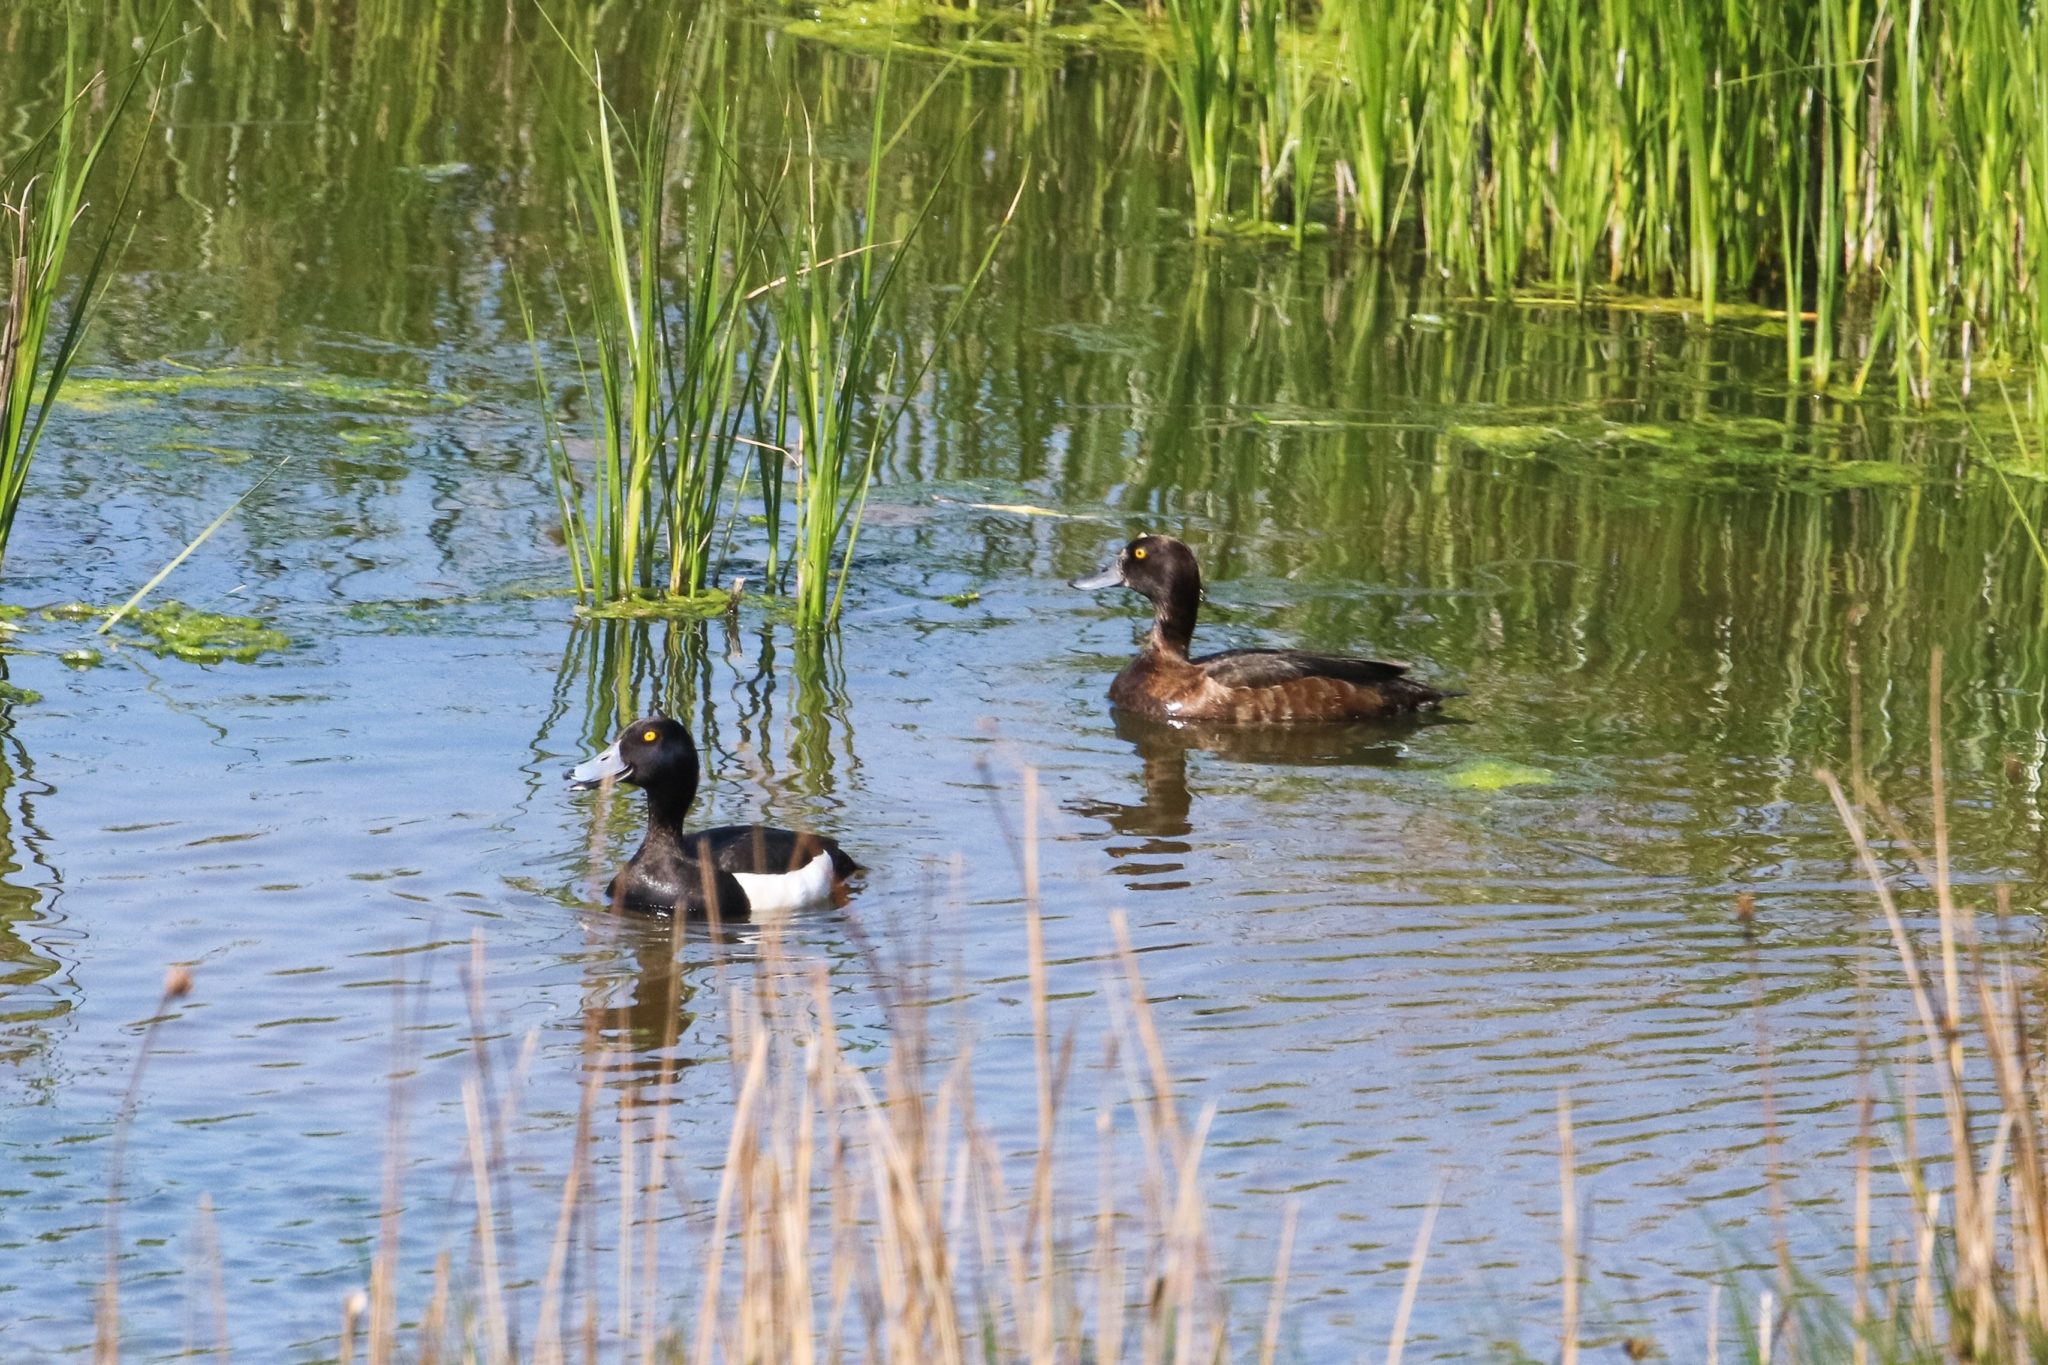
left=3, top=6, right=2047, bottom=1361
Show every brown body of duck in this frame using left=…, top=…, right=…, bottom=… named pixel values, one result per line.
left=1071, top=534, right=1456, bottom=724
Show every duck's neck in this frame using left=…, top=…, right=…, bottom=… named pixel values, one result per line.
left=641, top=782, right=698, bottom=846
left=1147, top=584, right=1198, bottom=660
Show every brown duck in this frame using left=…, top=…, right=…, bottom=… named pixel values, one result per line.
left=1071, top=534, right=1457, bottom=723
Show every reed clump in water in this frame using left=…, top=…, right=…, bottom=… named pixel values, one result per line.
left=528, top=25, right=767, bottom=612
left=0, top=26, right=156, bottom=578
left=532, top=37, right=1017, bottom=629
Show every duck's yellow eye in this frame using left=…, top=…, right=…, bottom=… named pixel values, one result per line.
left=641, top=729, right=658, bottom=743
left=1132, top=546, right=1147, bottom=560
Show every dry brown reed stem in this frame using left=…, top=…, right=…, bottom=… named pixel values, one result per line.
left=1021, top=766, right=1058, bottom=1362
left=690, top=1021, right=767, bottom=1365
left=367, top=961, right=421, bottom=1365
left=1556, top=1089, right=1579, bottom=1365
left=1095, top=1035, right=1127, bottom=1365
left=1852, top=1083, right=1872, bottom=1365
left=1820, top=772, right=1979, bottom=1150
left=310, top=753, right=1261, bottom=1364
left=616, top=1080, right=636, bottom=1350
left=1383, top=1185, right=1440, bottom=1365
left=96, top=964, right=193, bottom=1365
left=420, top=1253, right=449, bottom=1365
left=190, top=1193, right=229, bottom=1363
left=1743, top=901, right=1795, bottom=1343
left=1806, top=646, right=2048, bottom=1358
left=463, top=1078, right=513, bottom=1365
left=532, top=1040, right=600, bottom=1364
left=1255, top=1202, right=1296, bottom=1365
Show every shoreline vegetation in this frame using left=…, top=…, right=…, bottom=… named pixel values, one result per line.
left=86, top=703, right=2048, bottom=1363
left=515, top=0, right=2048, bottom=616
left=838, top=0, right=2048, bottom=409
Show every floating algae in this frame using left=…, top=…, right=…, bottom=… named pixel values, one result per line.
left=1442, top=759, right=1556, bottom=791
left=0, top=682, right=40, bottom=706
left=128, top=603, right=290, bottom=663
left=581, top=589, right=745, bottom=622
left=1448, top=423, right=1564, bottom=454
left=61, top=366, right=467, bottom=415
left=45, top=600, right=286, bottom=661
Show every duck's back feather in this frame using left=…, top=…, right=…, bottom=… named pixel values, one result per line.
left=688, top=824, right=861, bottom=879
left=605, top=825, right=854, bottom=919
left=1194, top=648, right=1417, bottom=690
left=1111, top=645, right=1455, bottom=722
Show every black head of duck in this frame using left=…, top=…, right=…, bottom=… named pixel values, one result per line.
left=570, top=716, right=857, bottom=917
left=1072, top=533, right=1458, bottom=723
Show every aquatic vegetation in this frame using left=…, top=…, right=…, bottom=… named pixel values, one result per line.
left=33, top=599, right=288, bottom=663
left=0, top=23, right=158, bottom=578
left=534, top=29, right=1014, bottom=629
left=1441, top=758, right=1553, bottom=791
left=60, top=368, right=467, bottom=414
left=528, top=23, right=765, bottom=607
left=1446, top=422, right=1563, bottom=455
left=581, top=588, right=749, bottom=622
left=95, top=454, right=293, bottom=645
left=118, top=602, right=290, bottom=664
left=1032, top=0, right=2048, bottom=411
left=774, top=76, right=1022, bottom=629
left=768, top=85, right=922, bottom=630
left=1145, top=0, right=1243, bottom=230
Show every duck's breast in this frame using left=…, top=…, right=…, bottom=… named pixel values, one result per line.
left=1110, top=654, right=1218, bottom=719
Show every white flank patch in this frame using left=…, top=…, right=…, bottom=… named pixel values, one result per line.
left=730, top=851, right=836, bottom=914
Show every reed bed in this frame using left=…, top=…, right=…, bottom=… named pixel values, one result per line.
left=530, top=26, right=768, bottom=611
left=1122, top=0, right=2048, bottom=408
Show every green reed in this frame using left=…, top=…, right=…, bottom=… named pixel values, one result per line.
left=534, top=26, right=767, bottom=608
left=763, top=65, right=1018, bottom=630
left=0, top=25, right=155, bottom=575
left=767, top=76, right=933, bottom=631
left=1101, top=0, right=2048, bottom=414
left=530, top=30, right=1020, bottom=626
left=1148, top=0, right=1243, bottom=230
left=1331, top=0, right=1415, bottom=247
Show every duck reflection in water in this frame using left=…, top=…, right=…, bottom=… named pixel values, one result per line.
left=1069, top=711, right=1409, bottom=893
left=580, top=915, right=705, bottom=1090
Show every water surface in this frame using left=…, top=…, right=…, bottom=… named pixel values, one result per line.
left=0, top=7, right=2045, bottom=1360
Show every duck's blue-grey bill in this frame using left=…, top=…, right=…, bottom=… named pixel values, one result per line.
left=1069, top=565, right=1123, bottom=591
left=569, top=742, right=629, bottom=790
